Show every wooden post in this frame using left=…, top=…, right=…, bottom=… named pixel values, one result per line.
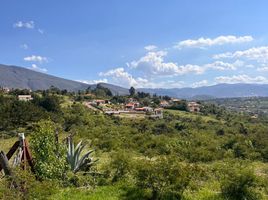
left=0, top=151, right=12, bottom=176
left=0, top=151, right=18, bottom=188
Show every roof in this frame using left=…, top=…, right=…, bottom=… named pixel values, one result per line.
left=135, top=108, right=145, bottom=111
left=126, top=103, right=135, bottom=107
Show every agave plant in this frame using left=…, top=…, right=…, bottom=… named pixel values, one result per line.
left=67, top=136, right=97, bottom=173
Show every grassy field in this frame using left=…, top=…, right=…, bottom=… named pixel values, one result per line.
left=50, top=184, right=123, bottom=200
left=165, top=109, right=221, bottom=123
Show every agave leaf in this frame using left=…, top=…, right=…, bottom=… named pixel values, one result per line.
left=74, top=150, right=94, bottom=172
left=66, top=138, right=97, bottom=173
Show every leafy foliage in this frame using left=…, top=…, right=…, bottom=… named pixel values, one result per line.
left=30, top=120, right=67, bottom=179
left=221, top=167, right=263, bottom=200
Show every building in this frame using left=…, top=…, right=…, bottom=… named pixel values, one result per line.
left=125, top=102, right=140, bottom=110
left=187, top=102, right=200, bottom=112
left=18, top=95, right=33, bottom=101
left=160, top=100, right=170, bottom=108
left=149, top=108, right=163, bottom=119
left=0, top=87, right=10, bottom=93
left=91, top=99, right=110, bottom=106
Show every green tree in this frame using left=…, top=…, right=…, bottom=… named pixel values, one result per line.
left=129, top=87, right=136, bottom=96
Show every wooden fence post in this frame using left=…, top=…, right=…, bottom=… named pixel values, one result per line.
left=0, top=151, right=12, bottom=176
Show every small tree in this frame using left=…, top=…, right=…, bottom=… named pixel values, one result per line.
left=129, top=87, right=136, bottom=96
left=31, top=120, right=67, bottom=180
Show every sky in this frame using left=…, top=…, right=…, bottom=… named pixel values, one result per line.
left=1, top=0, right=268, bottom=88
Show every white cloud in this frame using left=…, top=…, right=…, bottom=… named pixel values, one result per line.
left=38, top=29, right=44, bottom=34
left=205, top=60, right=243, bottom=71
left=257, top=67, right=268, bottom=72
left=191, top=80, right=209, bottom=88
left=14, top=21, right=35, bottom=29
left=144, top=45, right=157, bottom=51
left=99, top=67, right=145, bottom=87
left=28, top=64, right=47, bottom=73
left=174, top=35, right=253, bottom=49
left=20, top=44, right=29, bottom=50
left=24, top=55, right=48, bottom=63
left=130, top=51, right=204, bottom=76
left=213, top=46, right=268, bottom=63
left=99, top=67, right=186, bottom=88
left=215, top=74, right=268, bottom=84
left=78, top=79, right=108, bottom=84
left=129, top=50, right=242, bottom=78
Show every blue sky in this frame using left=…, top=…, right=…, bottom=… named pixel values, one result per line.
left=1, top=0, right=268, bottom=88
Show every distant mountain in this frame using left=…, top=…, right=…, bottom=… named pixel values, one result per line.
left=139, top=84, right=268, bottom=99
left=0, top=64, right=129, bottom=95
left=0, top=64, right=89, bottom=91
left=2, top=64, right=268, bottom=99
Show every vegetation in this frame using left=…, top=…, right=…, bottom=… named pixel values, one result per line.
left=0, top=89, right=268, bottom=199
left=67, top=137, right=97, bottom=173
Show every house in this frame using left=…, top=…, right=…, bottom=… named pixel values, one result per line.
left=149, top=108, right=163, bottom=119
left=92, top=99, right=110, bottom=106
left=160, top=100, right=170, bottom=108
left=187, top=102, right=200, bottom=112
left=134, top=106, right=153, bottom=112
left=18, top=95, right=33, bottom=101
left=143, top=107, right=153, bottom=112
left=125, top=102, right=140, bottom=110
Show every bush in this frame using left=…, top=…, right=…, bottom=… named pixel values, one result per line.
left=0, top=168, right=59, bottom=200
left=110, top=151, right=132, bottom=182
left=221, top=168, right=263, bottom=200
left=133, top=157, right=198, bottom=200
left=30, top=120, right=68, bottom=180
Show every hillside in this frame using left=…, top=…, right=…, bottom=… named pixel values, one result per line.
left=0, top=64, right=89, bottom=91
left=1, top=92, right=268, bottom=199
left=0, top=64, right=129, bottom=95
left=139, top=83, right=268, bottom=99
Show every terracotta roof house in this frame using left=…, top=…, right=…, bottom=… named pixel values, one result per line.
left=125, top=102, right=140, bottom=110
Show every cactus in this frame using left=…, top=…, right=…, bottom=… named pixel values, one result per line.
left=67, top=137, right=97, bottom=173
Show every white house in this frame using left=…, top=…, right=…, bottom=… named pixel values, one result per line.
left=18, top=95, right=33, bottom=101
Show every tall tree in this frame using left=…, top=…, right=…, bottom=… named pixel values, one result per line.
left=129, top=86, right=136, bottom=96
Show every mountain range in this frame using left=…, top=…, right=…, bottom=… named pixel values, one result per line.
left=0, top=64, right=128, bottom=95
left=1, top=64, right=268, bottom=99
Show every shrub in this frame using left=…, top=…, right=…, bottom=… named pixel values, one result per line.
left=30, top=120, right=67, bottom=180
left=0, top=168, right=59, bottom=200
left=110, top=151, right=132, bottom=182
left=133, top=157, right=197, bottom=200
left=221, top=168, right=263, bottom=200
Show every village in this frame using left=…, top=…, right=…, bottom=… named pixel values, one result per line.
left=0, top=86, right=202, bottom=119
left=84, top=97, right=201, bottom=119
